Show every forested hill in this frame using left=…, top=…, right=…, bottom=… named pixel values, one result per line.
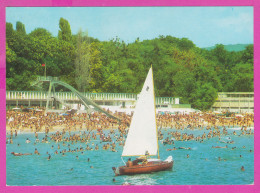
left=203, top=44, right=251, bottom=52
left=6, top=19, right=254, bottom=110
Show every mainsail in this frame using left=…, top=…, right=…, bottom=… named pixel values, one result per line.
left=122, top=67, right=158, bottom=157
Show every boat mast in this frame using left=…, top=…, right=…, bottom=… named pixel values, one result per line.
left=151, top=65, right=160, bottom=159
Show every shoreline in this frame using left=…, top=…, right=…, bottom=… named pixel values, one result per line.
left=5, top=124, right=118, bottom=134
left=6, top=124, right=254, bottom=135
left=6, top=109, right=254, bottom=135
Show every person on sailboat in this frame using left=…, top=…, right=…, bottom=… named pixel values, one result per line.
left=145, top=150, right=150, bottom=159
left=139, top=150, right=150, bottom=165
left=112, top=67, right=173, bottom=176
left=126, top=158, right=133, bottom=167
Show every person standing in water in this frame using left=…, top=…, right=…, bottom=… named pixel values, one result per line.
left=26, top=138, right=30, bottom=143
left=34, top=148, right=40, bottom=155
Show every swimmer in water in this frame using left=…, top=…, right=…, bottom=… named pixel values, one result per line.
left=11, top=152, right=32, bottom=156
left=25, top=138, right=31, bottom=143
left=167, top=147, right=177, bottom=151
left=179, top=147, right=191, bottom=150
left=241, top=166, right=245, bottom=171
left=34, top=148, right=40, bottom=155
left=212, top=145, right=228, bottom=148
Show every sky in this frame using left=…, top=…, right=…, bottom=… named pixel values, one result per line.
left=6, top=6, right=253, bottom=48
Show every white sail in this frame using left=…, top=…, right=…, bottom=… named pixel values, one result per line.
left=122, top=67, right=158, bottom=157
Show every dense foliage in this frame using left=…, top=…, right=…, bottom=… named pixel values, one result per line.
left=6, top=19, right=254, bottom=110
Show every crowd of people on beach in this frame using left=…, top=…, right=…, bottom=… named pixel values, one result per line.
left=6, top=106, right=254, bottom=133
left=6, top=106, right=254, bottom=175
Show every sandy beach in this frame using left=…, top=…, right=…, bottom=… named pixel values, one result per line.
left=6, top=107, right=254, bottom=135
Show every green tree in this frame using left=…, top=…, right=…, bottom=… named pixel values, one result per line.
left=6, top=43, right=17, bottom=64
left=30, top=28, right=52, bottom=38
left=16, top=21, right=26, bottom=34
left=74, top=29, right=91, bottom=92
left=103, top=73, right=121, bottom=93
left=117, top=68, right=136, bottom=93
left=89, top=42, right=105, bottom=92
left=6, top=22, right=15, bottom=38
left=190, top=83, right=218, bottom=110
left=5, top=22, right=254, bottom=112
left=58, top=17, right=72, bottom=42
left=173, top=69, right=196, bottom=104
left=241, top=45, right=253, bottom=64
left=178, top=38, right=195, bottom=51
left=227, top=63, right=253, bottom=92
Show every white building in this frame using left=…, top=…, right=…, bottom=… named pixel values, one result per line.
left=211, top=92, right=254, bottom=113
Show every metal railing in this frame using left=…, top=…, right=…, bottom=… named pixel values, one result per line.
left=6, top=91, right=176, bottom=105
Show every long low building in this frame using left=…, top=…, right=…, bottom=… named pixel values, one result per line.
left=211, top=92, right=254, bottom=113
left=6, top=91, right=254, bottom=113
left=6, top=91, right=190, bottom=111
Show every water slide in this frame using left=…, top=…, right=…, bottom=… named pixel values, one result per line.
left=34, top=78, right=120, bottom=121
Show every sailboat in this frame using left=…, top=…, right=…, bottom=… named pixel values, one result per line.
left=112, top=66, right=173, bottom=176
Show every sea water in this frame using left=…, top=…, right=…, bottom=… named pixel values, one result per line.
left=6, top=127, right=254, bottom=185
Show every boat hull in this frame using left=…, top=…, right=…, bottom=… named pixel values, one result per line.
left=113, top=160, right=173, bottom=176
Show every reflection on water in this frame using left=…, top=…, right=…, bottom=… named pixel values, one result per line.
left=123, top=174, right=157, bottom=185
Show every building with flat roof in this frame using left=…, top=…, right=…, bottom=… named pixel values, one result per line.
left=211, top=92, right=254, bottom=113
left=6, top=91, right=190, bottom=111
left=6, top=91, right=254, bottom=113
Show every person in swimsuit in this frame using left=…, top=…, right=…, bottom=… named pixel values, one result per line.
left=34, top=148, right=40, bottom=155
left=26, top=138, right=30, bottom=143
left=11, top=152, right=32, bottom=156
